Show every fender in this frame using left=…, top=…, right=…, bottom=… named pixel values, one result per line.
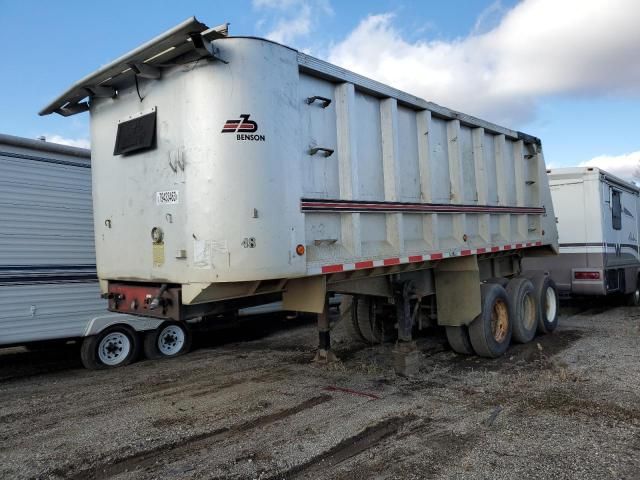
left=83, top=314, right=164, bottom=337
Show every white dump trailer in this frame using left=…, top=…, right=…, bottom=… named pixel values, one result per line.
left=523, top=167, right=640, bottom=302
left=41, top=17, right=559, bottom=371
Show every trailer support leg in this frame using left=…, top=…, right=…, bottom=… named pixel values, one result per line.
left=313, top=295, right=338, bottom=363
left=393, top=281, right=419, bottom=376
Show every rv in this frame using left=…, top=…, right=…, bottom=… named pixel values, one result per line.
left=523, top=167, right=640, bottom=303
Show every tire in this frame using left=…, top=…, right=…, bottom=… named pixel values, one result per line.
left=528, top=273, right=559, bottom=334
left=626, top=277, right=640, bottom=306
left=506, top=277, right=537, bottom=344
left=340, top=296, right=367, bottom=343
left=445, top=326, right=474, bottom=355
left=144, top=322, right=192, bottom=360
left=354, top=296, right=396, bottom=344
left=468, top=283, right=512, bottom=358
left=80, top=326, right=139, bottom=370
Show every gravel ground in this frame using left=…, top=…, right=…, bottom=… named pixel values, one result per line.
left=0, top=302, right=639, bottom=479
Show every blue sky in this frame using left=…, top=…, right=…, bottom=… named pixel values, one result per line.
left=1, top=0, right=639, bottom=178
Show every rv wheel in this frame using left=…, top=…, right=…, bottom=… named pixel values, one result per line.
left=468, top=283, right=512, bottom=358
left=80, top=326, right=139, bottom=370
left=529, top=273, right=559, bottom=334
left=626, top=280, right=640, bottom=306
left=445, top=326, right=474, bottom=355
left=144, top=322, right=192, bottom=360
left=506, top=277, right=537, bottom=343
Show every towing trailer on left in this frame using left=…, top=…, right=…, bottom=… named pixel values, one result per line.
left=0, top=133, right=185, bottom=369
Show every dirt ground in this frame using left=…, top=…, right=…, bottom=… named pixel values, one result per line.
left=1, top=302, right=639, bottom=480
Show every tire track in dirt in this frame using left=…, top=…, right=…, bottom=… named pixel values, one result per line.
left=265, top=414, right=418, bottom=480
left=50, top=394, right=333, bottom=480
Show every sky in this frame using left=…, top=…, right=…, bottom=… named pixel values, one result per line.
left=1, top=0, right=639, bottom=180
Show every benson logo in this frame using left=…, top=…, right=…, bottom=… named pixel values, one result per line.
left=221, top=114, right=266, bottom=141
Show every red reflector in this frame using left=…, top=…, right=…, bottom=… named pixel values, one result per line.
left=574, top=271, right=600, bottom=280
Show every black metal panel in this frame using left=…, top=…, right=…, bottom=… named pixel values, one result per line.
left=113, top=111, right=157, bottom=156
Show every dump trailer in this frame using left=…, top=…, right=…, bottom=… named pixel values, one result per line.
left=523, top=167, right=640, bottom=302
left=40, top=17, right=559, bottom=372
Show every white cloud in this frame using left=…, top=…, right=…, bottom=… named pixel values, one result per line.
left=42, top=134, right=90, bottom=149
left=327, top=0, right=640, bottom=126
left=579, top=151, right=640, bottom=182
left=253, top=0, right=333, bottom=46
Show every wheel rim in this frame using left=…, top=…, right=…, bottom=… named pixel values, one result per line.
left=98, top=332, right=131, bottom=366
left=157, top=325, right=185, bottom=356
left=521, top=293, right=536, bottom=330
left=491, top=299, right=509, bottom=343
left=545, top=286, right=557, bottom=323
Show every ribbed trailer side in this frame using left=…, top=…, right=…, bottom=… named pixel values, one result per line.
left=0, top=135, right=106, bottom=345
left=298, top=66, right=550, bottom=275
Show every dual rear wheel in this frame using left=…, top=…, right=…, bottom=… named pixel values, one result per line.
left=447, top=273, right=558, bottom=358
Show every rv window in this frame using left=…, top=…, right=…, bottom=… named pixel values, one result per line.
left=612, top=189, right=622, bottom=230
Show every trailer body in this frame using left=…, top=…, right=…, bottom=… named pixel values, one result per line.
left=40, top=18, right=559, bottom=366
left=523, top=167, right=640, bottom=297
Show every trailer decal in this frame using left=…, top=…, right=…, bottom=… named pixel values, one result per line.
left=309, top=242, right=543, bottom=275
left=300, top=199, right=545, bottom=215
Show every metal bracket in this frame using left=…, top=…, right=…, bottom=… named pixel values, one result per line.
left=306, top=96, right=332, bottom=108
left=309, top=147, right=334, bottom=157
left=56, top=102, right=90, bottom=117
left=188, top=33, right=228, bottom=63
left=127, top=62, right=162, bottom=80
left=87, top=85, right=117, bottom=98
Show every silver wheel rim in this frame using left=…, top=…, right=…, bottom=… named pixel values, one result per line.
left=98, top=332, right=131, bottom=366
left=157, top=325, right=185, bottom=356
left=545, top=286, right=557, bottom=324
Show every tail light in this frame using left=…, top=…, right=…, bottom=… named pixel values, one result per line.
left=574, top=271, right=600, bottom=280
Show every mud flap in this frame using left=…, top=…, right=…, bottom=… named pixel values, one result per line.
left=434, top=255, right=481, bottom=326
left=282, top=275, right=327, bottom=313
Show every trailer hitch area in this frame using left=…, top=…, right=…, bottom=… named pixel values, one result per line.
left=107, top=282, right=181, bottom=320
left=149, top=284, right=168, bottom=310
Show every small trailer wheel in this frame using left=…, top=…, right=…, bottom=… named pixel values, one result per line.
left=144, top=322, right=192, bottom=360
left=80, top=326, right=139, bottom=370
left=445, top=326, right=474, bottom=355
left=506, top=277, right=537, bottom=344
left=468, top=283, right=512, bottom=358
left=528, top=273, right=559, bottom=334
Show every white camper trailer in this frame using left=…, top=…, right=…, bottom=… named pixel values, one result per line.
left=40, top=17, right=560, bottom=371
left=0, top=134, right=175, bottom=368
left=523, top=167, right=640, bottom=302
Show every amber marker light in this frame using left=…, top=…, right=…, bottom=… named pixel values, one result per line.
left=296, top=244, right=306, bottom=256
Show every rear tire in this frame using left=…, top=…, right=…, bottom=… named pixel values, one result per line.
left=354, top=296, right=396, bottom=344
left=80, top=326, right=139, bottom=370
left=143, top=322, right=192, bottom=360
left=445, top=326, right=474, bottom=355
left=468, top=283, right=512, bottom=358
left=506, top=277, right=537, bottom=344
left=529, top=273, right=559, bottom=334
left=626, top=277, right=640, bottom=306
left=340, top=296, right=367, bottom=343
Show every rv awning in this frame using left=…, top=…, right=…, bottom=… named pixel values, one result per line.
left=39, top=17, right=227, bottom=117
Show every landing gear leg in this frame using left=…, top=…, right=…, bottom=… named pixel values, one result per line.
left=313, top=295, right=338, bottom=363
left=393, top=281, right=419, bottom=376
